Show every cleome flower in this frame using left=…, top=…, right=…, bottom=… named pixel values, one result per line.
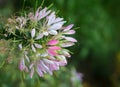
left=28, top=7, right=51, bottom=21
left=4, top=6, right=77, bottom=78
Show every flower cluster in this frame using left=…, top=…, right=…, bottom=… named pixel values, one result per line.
left=4, top=7, right=77, bottom=78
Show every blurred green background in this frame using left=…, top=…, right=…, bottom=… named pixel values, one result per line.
left=0, top=0, right=120, bottom=87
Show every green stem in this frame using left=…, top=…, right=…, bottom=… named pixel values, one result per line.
left=35, top=0, right=38, bottom=11
left=40, top=0, right=45, bottom=7
left=22, top=0, right=26, bottom=13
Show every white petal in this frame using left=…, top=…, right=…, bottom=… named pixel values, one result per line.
left=31, top=28, right=36, bottom=38
left=37, top=63, right=47, bottom=73
left=49, top=30, right=58, bottom=35
left=31, top=44, right=36, bottom=52
left=38, top=8, right=47, bottom=19
left=62, top=50, right=71, bottom=57
left=41, top=52, right=48, bottom=57
left=64, top=30, right=75, bottom=34
left=36, top=53, right=41, bottom=57
left=63, top=37, right=77, bottom=42
left=60, top=42, right=75, bottom=47
left=57, top=55, right=66, bottom=60
left=38, top=7, right=51, bottom=20
left=40, top=60, right=49, bottom=71
left=48, top=21, right=66, bottom=30
left=44, top=10, right=51, bottom=17
left=25, top=54, right=30, bottom=62
left=16, top=26, right=19, bottom=29
left=63, top=24, right=74, bottom=31
left=47, top=12, right=56, bottom=26
left=18, top=44, right=22, bottom=50
left=30, top=67, right=34, bottom=78
left=43, top=31, right=49, bottom=36
left=29, top=63, right=34, bottom=69
left=37, top=66, right=44, bottom=77
left=36, top=33, right=43, bottom=40
left=57, top=55, right=67, bottom=66
left=40, top=60, right=53, bottom=75
left=54, top=17, right=63, bottom=23
left=43, top=59, right=54, bottom=64
left=34, top=43, right=42, bottom=48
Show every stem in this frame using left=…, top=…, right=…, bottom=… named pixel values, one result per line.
left=47, top=3, right=54, bottom=9
left=22, top=0, right=26, bottom=12
left=40, top=0, right=45, bottom=7
left=35, top=0, right=38, bottom=11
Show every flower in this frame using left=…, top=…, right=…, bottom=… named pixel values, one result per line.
left=47, top=46, right=61, bottom=56
left=47, top=40, right=58, bottom=45
left=63, top=24, right=76, bottom=35
left=5, top=6, right=77, bottom=78
left=19, top=52, right=29, bottom=72
left=29, top=55, right=67, bottom=78
left=16, top=17, right=27, bottom=29
left=29, top=7, right=51, bottom=21
left=71, top=68, right=83, bottom=82
left=41, top=12, right=66, bottom=36
left=47, top=39, right=61, bottom=56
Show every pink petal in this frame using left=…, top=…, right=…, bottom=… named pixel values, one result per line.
left=47, top=49, right=57, bottom=56
left=37, top=63, right=47, bottom=73
left=48, top=40, right=58, bottom=45
left=49, top=46, right=61, bottom=50
left=35, top=7, right=40, bottom=18
left=31, top=28, right=36, bottom=38
left=59, top=60, right=67, bottom=66
left=50, top=62, right=59, bottom=71
left=37, top=66, right=44, bottom=77
left=63, top=24, right=74, bottom=31
left=39, top=60, right=52, bottom=75
left=19, top=58, right=25, bottom=71
left=43, top=59, right=58, bottom=72
left=40, top=60, right=49, bottom=70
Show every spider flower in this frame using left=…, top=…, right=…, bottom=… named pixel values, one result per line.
left=4, top=7, right=77, bottom=78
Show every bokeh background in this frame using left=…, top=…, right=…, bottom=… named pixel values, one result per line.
left=0, top=0, right=120, bottom=87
